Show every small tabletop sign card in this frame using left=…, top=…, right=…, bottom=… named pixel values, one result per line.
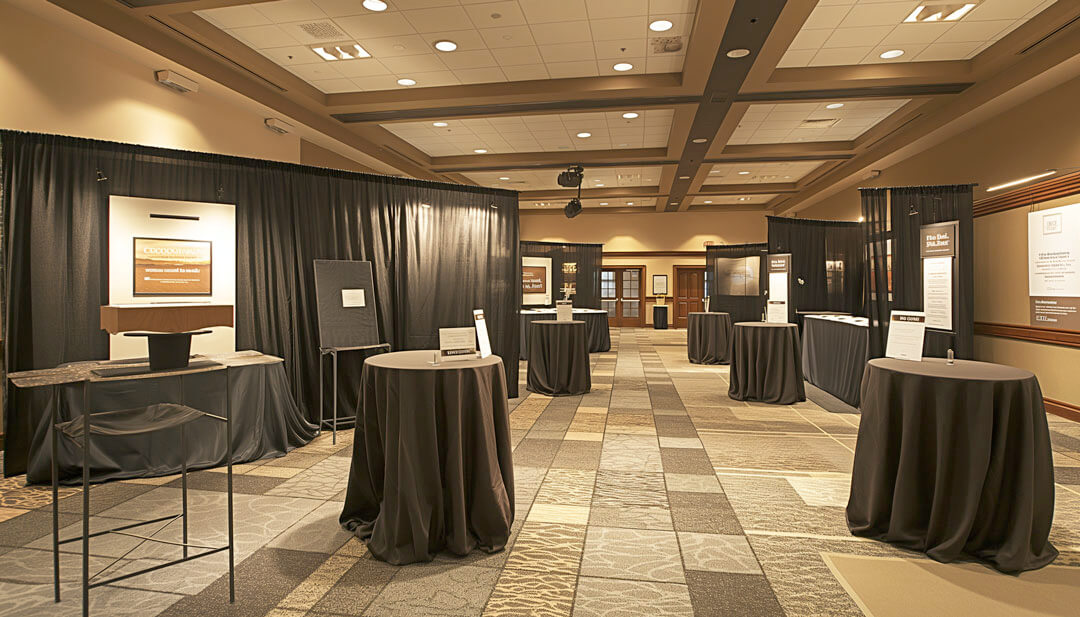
left=438, top=327, right=478, bottom=362
left=473, top=309, right=492, bottom=358
left=556, top=300, right=573, bottom=322
left=885, top=310, right=927, bottom=361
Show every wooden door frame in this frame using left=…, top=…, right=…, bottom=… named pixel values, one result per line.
left=602, top=264, right=647, bottom=328
left=673, top=265, right=706, bottom=329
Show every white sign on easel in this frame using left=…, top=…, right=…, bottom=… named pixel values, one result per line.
left=556, top=300, right=573, bottom=322
left=473, top=309, right=492, bottom=358
left=766, top=254, right=791, bottom=323
left=885, top=310, right=927, bottom=361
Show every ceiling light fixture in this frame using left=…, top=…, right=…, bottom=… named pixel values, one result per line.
left=627, top=201, right=634, bottom=205
left=154, top=70, right=198, bottom=93
left=679, top=176, right=690, bottom=180
left=600, top=202, right=609, bottom=205
left=434, top=40, right=457, bottom=52
left=498, top=176, right=510, bottom=180
left=576, top=132, right=592, bottom=138
left=705, top=200, right=713, bottom=204
left=726, top=48, right=751, bottom=58
left=738, top=171, right=750, bottom=175
left=264, top=118, right=293, bottom=134
left=826, top=103, right=844, bottom=109
left=565, top=198, right=583, bottom=218
left=622, top=112, right=639, bottom=119
left=613, top=62, right=634, bottom=72
left=691, top=138, right=707, bottom=144
left=649, top=19, right=673, bottom=32
left=558, top=166, right=585, bottom=187
left=905, top=3, right=978, bottom=23
left=596, top=183, right=605, bottom=186
left=363, top=0, right=388, bottom=11
left=986, top=169, right=1057, bottom=192
left=880, top=49, right=905, bottom=59
left=474, top=148, right=488, bottom=153
left=397, top=78, right=416, bottom=86
left=433, top=121, right=448, bottom=127
left=421, top=203, right=432, bottom=208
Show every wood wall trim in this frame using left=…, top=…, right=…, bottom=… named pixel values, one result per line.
left=973, top=169, right=1080, bottom=217
left=1045, top=398, right=1080, bottom=423
left=602, top=250, right=707, bottom=258
left=974, top=321, right=1080, bottom=348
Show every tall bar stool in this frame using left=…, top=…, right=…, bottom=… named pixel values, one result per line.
left=50, top=368, right=236, bottom=617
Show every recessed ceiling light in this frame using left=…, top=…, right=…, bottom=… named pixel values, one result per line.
left=739, top=197, right=750, bottom=201
left=670, top=201, right=678, bottom=205
left=498, top=176, right=509, bottom=180
left=704, top=200, right=713, bottom=204
left=474, top=148, right=488, bottom=153
left=826, top=103, right=844, bottom=109
left=596, top=183, right=605, bottom=186
left=679, top=176, right=690, bottom=180
left=649, top=19, right=673, bottom=32
left=691, top=138, right=707, bottom=144
left=627, top=201, right=634, bottom=205
left=726, top=48, right=751, bottom=58
left=880, top=49, right=905, bottom=59
left=312, top=43, right=370, bottom=61
left=622, top=112, right=639, bottom=119
left=363, top=0, right=387, bottom=11
left=738, top=171, right=750, bottom=175
left=421, top=203, right=432, bottom=208
left=613, top=62, right=634, bottom=72
left=905, top=3, right=978, bottom=23
left=600, top=202, right=609, bottom=205
left=433, top=121, right=448, bottom=127
left=577, top=132, right=592, bottom=138
left=434, top=40, right=457, bottom=52
left=397, top=78, right=416, bottom=86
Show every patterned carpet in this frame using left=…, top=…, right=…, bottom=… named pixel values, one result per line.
left=1, top=327, right=1080, bottom=616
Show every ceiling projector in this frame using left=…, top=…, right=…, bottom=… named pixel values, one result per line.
left=557, top=165, right=584, bottom=188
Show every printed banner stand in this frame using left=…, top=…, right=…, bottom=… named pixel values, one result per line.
left=473, top=309, right=492, bottom=358
left=920, top=221, right=957, bottom=331
left=766, top=254, right=791, bottom=323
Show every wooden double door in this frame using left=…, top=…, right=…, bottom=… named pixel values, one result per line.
left=601, top=267, right=644, bottom=327
left=674, top=265, right=706, bottom=329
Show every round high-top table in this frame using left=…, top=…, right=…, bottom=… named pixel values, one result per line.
left=727, top=322, right=805, bottom=404
left=847, top=357, right=1057, bottom=573
left=519, top=309, right=611, bottom=359
left=526, top=320, right=591, bottom=396
left=339, top=350, right=514, bottom=565
left=687, top=312, right=733, bottom=365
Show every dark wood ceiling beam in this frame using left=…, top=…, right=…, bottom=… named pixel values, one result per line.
left=664, top=0, right=789, bottom=212
left=735, top=82, right=972, bottom=103
left=698, top=183, right=798, bottom=195
left=432, top=150, right=672, bottom=172
left=520, top=187, right=661, bottom=200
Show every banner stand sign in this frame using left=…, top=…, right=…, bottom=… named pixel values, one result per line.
left=473, top=309, right=492, bottom=358
left=920, top=221, right=957, bottom=331
left=1029, top=204, right=1080, bottom=329
left=766, top=254, right=791, bottom=323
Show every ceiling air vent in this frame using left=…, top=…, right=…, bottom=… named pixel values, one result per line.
left=799, top=118, right=839, bottom=128
left=651, top=37, right=684, bottom=54
left=295, top=21, right=348, bottom=41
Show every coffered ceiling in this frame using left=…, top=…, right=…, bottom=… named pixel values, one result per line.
left=46, top=0, right=1080, bottom=215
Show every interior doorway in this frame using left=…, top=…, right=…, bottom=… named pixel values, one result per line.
left=601, top=266, right=645, bottom=327
left=674, top=265, right=706, bottom=328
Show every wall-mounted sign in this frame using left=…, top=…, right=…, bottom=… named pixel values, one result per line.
left=652, top=274, right=668, bottom=296
left=766, top=253, right=791, bottom=323
left=920, top=221, right=957, bottom=331
left=1029, top=203, right=1080, bottom=329
left=522, top=256, right=552, bottom=305
left=133, top=237, right=212, bottom=296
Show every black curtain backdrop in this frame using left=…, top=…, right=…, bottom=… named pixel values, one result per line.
left=519, top=241, right=602, bottom=309
left=767, top=217, right=864, bottom=324
left=0, top=131, right=522, bottom=432
left=706, top=243, right=767, bottom=323
left=860, top=188, right=891, bottom=359
left=888, top=185, right=975, bottom=358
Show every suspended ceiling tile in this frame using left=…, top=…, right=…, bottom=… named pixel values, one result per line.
left=706, top=161, right=825, bottom=184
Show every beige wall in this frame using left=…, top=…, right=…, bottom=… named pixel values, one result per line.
left=800, top=76, right=1080, bottom=406
left=521, top=210, right=768, bottom=326
left=0, top=1, right=300, bottom=162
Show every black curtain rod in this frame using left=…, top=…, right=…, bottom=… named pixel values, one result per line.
left=520, top=240, right=604, bottom=247
left=857, top=183, right=979, bottom=190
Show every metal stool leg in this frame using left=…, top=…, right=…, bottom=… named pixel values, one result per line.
left=81, top=382, right=90, bottom=617
left=331, top=350, right=338, bottom=445
left=179, top=375, right=188, bottom=560
left=51, top=385, right=60, bottom=603
left=226, top=369, right=235, bottom=603
left=318, top=351, right=324, bottom=437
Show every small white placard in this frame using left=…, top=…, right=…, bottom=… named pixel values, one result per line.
left=922, top=256, right=953, bottom=330
left=768, top=272, right=788, bottom=303
left=885, top=310, right=927, bottom=361
left=439, top=327, right=478, bottom=361
left=556, top=300, right=573, bottom=322
left=473, top=309, right=492, bottom=358
left=341, top=289, right=366, bottom=308
left=766, top=300, right=788, bottom=324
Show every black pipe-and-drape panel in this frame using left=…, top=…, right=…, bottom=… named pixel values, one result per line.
left=767, top=217, right=864, bottom=324
left=519, top=241, right=602, bottom=309
left=1, top=131, right=522, bottom=431
left=860, top=188, right=891, bottom=358
left=884, top=185, right=974, bottom=359
left=705, top=243, right=767, bottom=323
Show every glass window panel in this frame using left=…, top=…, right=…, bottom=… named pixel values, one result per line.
left=622, top=300, right=639, bottom=318
left=602, top=300, right=616, bottom=317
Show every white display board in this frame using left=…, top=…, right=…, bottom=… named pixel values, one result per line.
left=922, top=257, right=953, bottom=330
left=474, top=309, right=492, bottom=358
left=885, top=310, right=927, bottom=361
left=1029, top=203, right=1080, bottom=329
left=766, top=254, right=791, bottom=323
left=108, top=196, right=236, bottom=360
left=522, top=256, right=552, bottom=306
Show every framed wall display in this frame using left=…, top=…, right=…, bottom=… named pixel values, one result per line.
left=313, top=260, right=381, bottom=350
left=522, top=256, right=553, bottom=305
left=652, top=274, right=668, bottom=296
left=133, top=237, right=213, bottom=296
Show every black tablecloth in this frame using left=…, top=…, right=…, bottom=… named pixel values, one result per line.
left=527, top=321, right=591, bottom=396
left=519, top=311, right=611, bottom=359
left=847, top=358, right=1057, bottom=573
left=7, top=352, right=316, bottom=483
left=801, top=316, right=868, bottom=407
left=653, top=305, right=668, bottom=330
left=687, top=312, right=732, bottom=365
left=340, top=350, right=514, bottom=565
left=728, top=322, right=806, bottom=404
